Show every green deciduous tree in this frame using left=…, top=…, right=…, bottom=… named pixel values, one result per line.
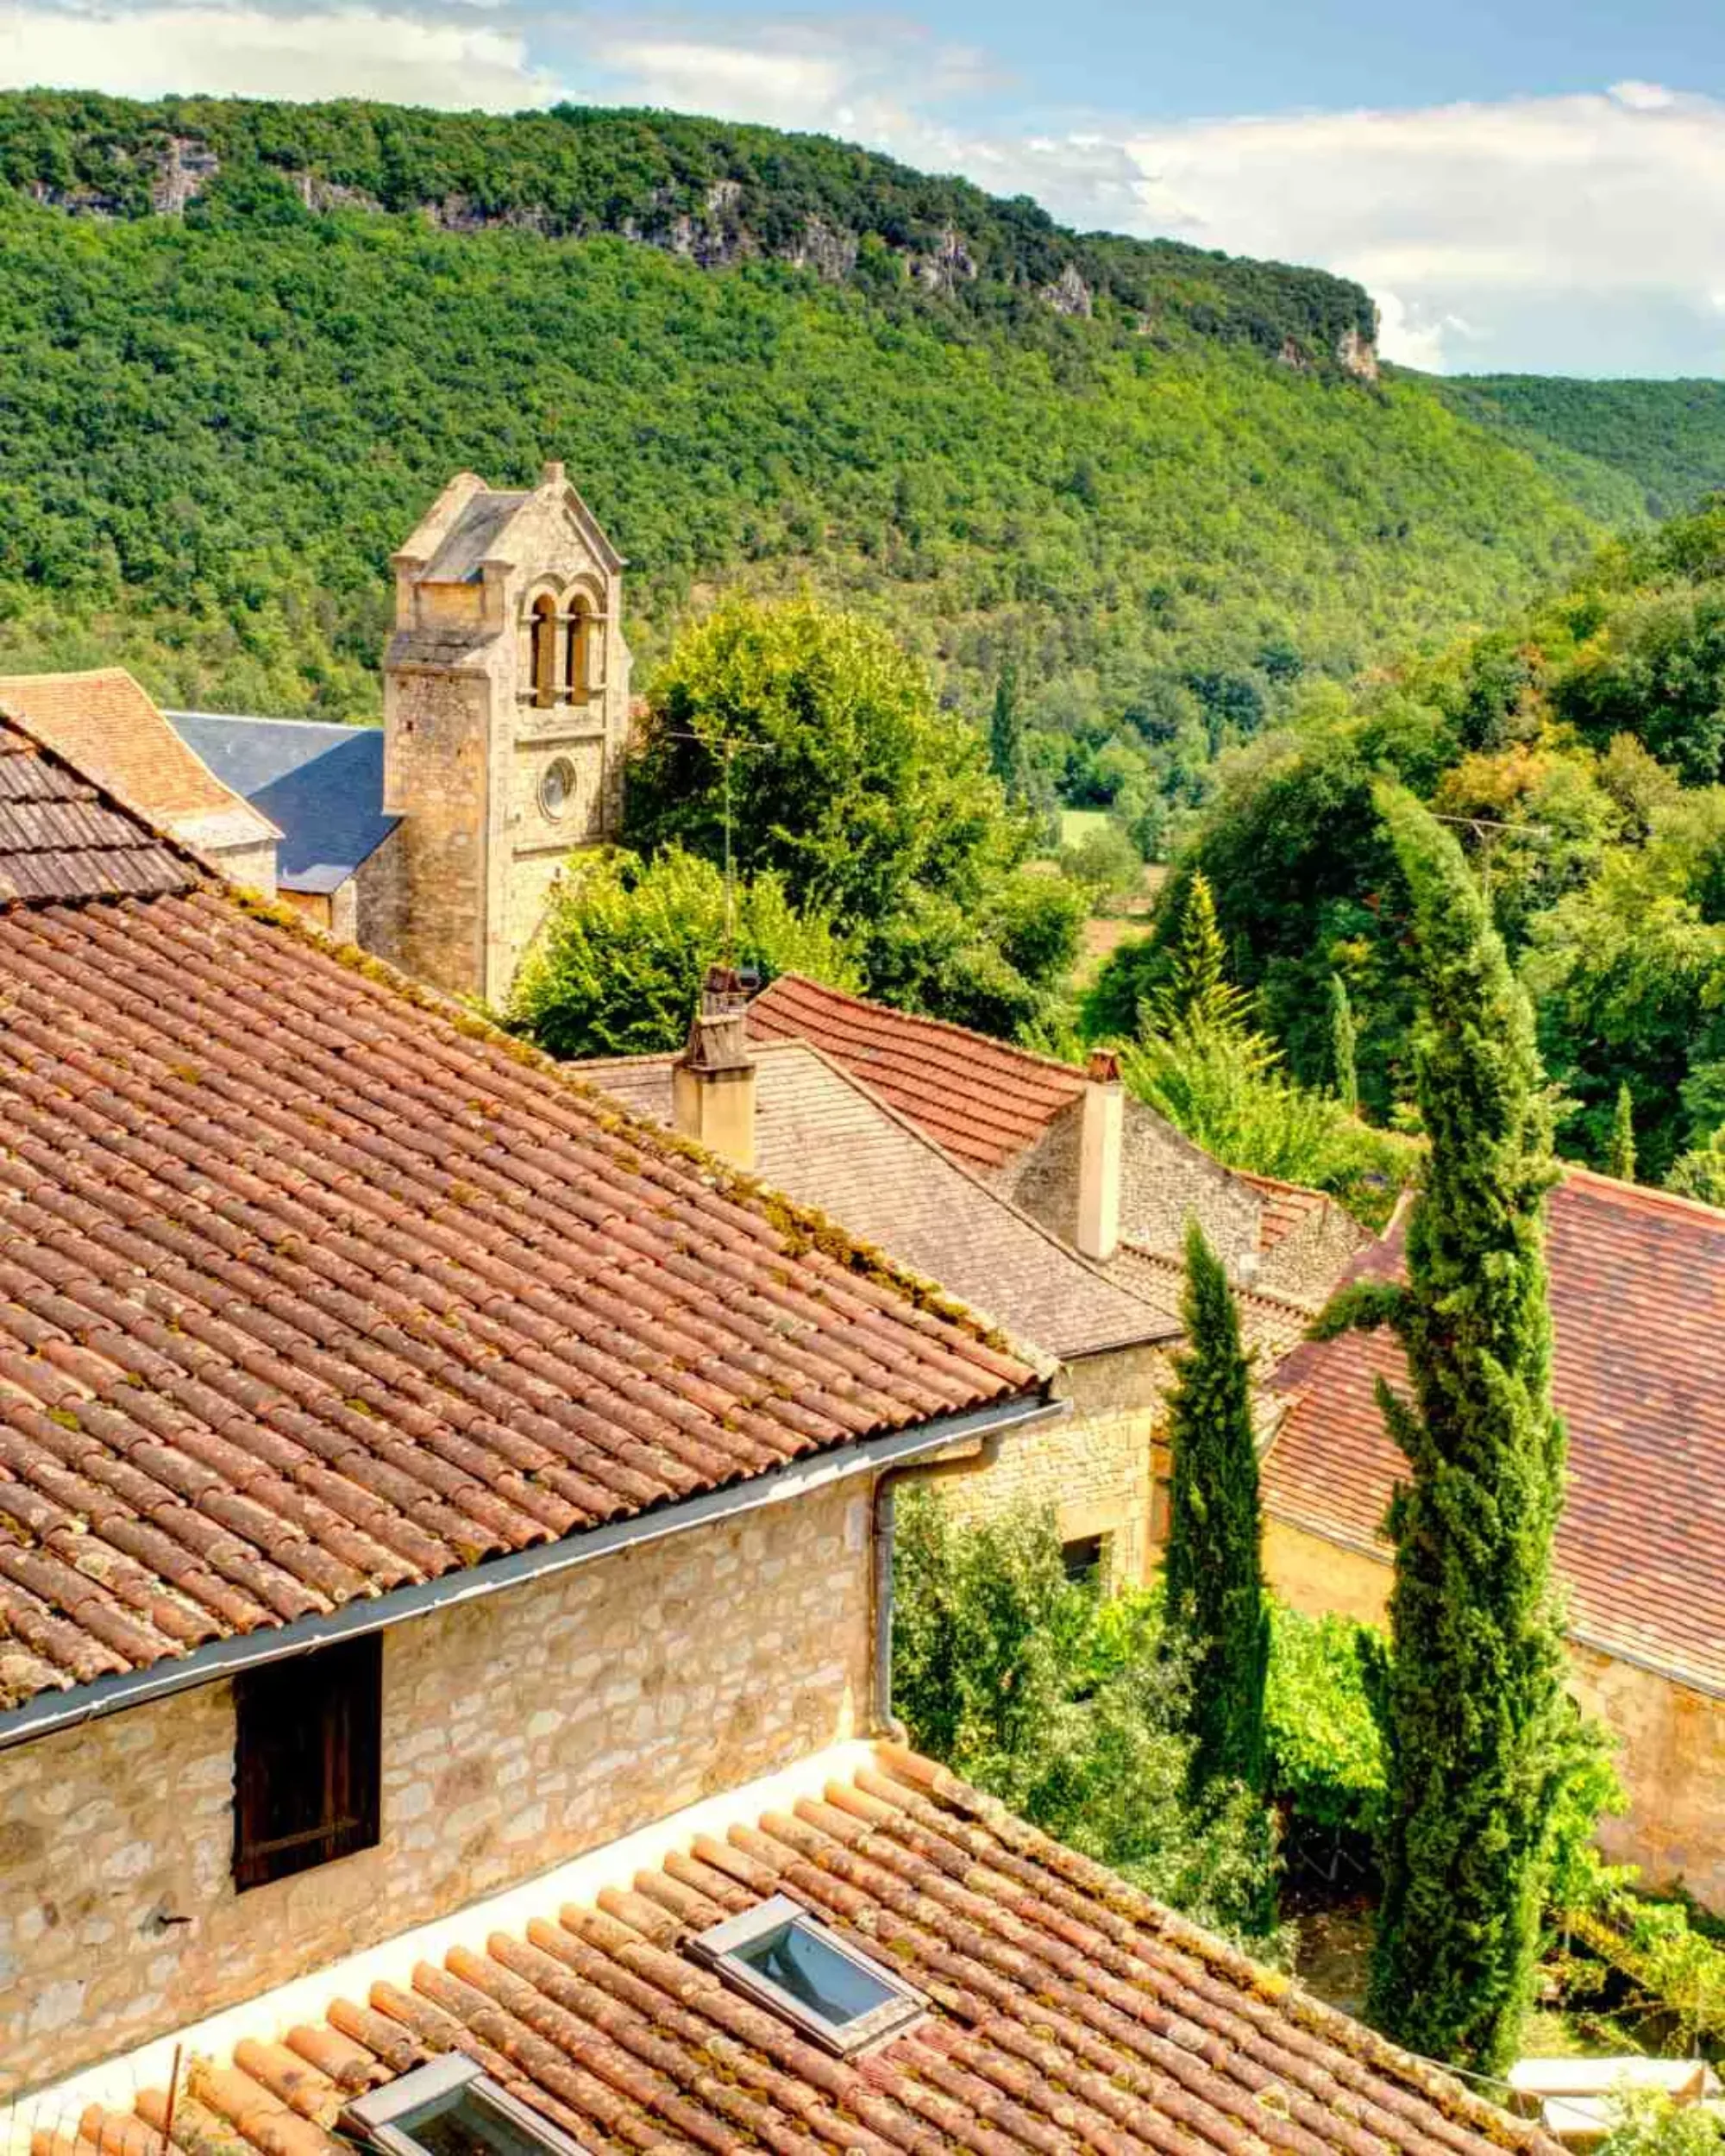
left=625, top=595, right=1086, bottom=1034
left=509, top=843, right=856, bottom=1059
left=1162, top=1220, right=1270, bottom=1799
left=1318, top=785, right=1571, bottom=2075
left=892, top=1490, right=1278, bottom=1946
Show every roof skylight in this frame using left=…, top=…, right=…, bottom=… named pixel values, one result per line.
left=689, top=1891, right=925, bottom=2055
left=339, top=2055, right=587, bottom=2156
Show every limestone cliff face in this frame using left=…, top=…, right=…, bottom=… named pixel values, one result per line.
left=3, top=101, right=1381, bottom=373
left=1336, top=324, right=1381, bottom=382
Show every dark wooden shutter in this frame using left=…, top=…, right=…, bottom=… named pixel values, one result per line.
left=233, top=1634, right=382, bottom=1891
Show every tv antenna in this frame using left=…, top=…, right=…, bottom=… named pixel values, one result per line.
left=662, top=728, right=768, bottom=960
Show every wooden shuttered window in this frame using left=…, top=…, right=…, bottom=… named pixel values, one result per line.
left=233, top=1634, right=382, bottom=1892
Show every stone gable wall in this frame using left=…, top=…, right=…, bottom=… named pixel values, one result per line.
left=944, top=1344, right=1175, bottom=1588
left=0, top=1482, right=870, bottom=2097
left=1254, top=1199, right=1371, bottom=1311
left=1000, top=1097, right=1263, bottom=1271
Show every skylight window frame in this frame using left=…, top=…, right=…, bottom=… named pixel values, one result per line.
left=688, top=1891, right=926, bottom=2056
left=337, top=2053, right=589, bottom=2156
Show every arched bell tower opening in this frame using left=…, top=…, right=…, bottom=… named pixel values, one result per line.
left=529, top=592, right=559, bottom=709
left=381, top=461, right=633, bottom=1009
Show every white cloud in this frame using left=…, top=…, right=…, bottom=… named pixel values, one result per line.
left=0, top=3, right=558, bottom=108
left=1104, top=85, right=1725, bottom=371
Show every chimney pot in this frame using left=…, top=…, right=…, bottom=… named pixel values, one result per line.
left=1086, top=1048, right=1120, bottom=1084
left=672, top=966, right=757, bottom=1169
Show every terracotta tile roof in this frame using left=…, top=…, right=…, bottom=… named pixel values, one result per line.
left=66, top=1745, right=1555, bottom=2156
left=748, top=975, right=1085, bottom=1174
left=1235, top=1171, right=1336, bottom=1254
left=1265, top=1171, right=1725, bottom=1694
left=0, top=669, right=279, bottom=855
left=0, top=720, right=1038, bottom=1713
left=580, top=1042, right=1176, bottom=1362
left=0, top=724, right=195, bottom=902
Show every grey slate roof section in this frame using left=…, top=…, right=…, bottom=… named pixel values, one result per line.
left=166, top=712, right=398, bottom=894
left=580, top=1039, right=1176, bottom=1363
left=424, top=491, right=530, bottom=581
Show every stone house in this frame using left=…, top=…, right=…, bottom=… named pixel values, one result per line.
left=0, top=709, right=1047, bottom=2095
left=747, top=972, right=1370, bottom=1311
left=1263, top=1171, right=1725, bottom=1909
left=581, top=992, right=1182, bottom=1588
left=0, top=713, right=1560, bottom=2156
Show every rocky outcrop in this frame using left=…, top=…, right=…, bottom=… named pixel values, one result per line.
left=150, top=135, right=219, bottom=215
left=913, top=225, right=979, bottom=296
left=787, top=215, right=858, bottom=282
left=1336, top=326, right=1380, bottom=383
left=1040, top=263, right=1094, bottom=318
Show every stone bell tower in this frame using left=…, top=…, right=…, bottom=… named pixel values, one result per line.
left=380, top=462, right=632, bottom=1006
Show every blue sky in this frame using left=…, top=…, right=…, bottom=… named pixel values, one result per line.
left=1, top=0, right=1721, bottom=375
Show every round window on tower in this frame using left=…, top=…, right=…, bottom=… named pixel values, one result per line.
left=539, top=756, right=576, bottom=823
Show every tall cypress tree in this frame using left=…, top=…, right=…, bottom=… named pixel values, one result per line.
left=1328, top=971, right=1359, bottom=1112
left=1608, top=1081, right=1636, bottom=1182
left=988, top=661, right=1025, bottom=799
left=1162, top=1218, right=1269, bottom=1796
left=1321, top=786, right=1568, bottom=2074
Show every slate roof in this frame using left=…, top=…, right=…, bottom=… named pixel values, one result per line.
left=580, top=1041, right=1175, bottom=1362
left=1107, top=1243, right=1314, bottom=1366
left=747, top=975, right=1086, bottom=1174
left=0, top=670, right=279, bottom=856
left=1266, top=1171, right=1725, bottom=1695
left=0, top=716, right=1038, bottom=1714
left=167, top=713, right=398, bottom=894
left=60, top=1745, right=1555, bottom=2156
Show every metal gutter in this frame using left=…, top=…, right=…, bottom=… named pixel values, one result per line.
left=0, top=1392, right=1060, bottom=1754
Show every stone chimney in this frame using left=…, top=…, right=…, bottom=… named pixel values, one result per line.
left=672, top=965, right=757, bottom=1170
left=541, top=460, right=568, bottom=490
left=1076, top=1049, right=1123, bottom=1263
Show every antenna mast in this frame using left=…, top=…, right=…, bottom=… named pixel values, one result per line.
left=662, top=727, right=767, bottom=963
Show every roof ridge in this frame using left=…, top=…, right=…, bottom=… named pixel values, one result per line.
left=1562, top=1160, right=1725, bottom=1225
left=759, top=971, right=1088, bottom=1085
left=783, top=1037, right=1179, bottom=1349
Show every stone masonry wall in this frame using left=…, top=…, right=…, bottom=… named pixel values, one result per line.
left=1263, top=1516, right=1725, bottom=1912
left=1001, top=1098, right=1263, bottom=1272
left=0, top=1481, right=871, bottom=2096
left=1254, top=1200, right=1371, bottom=1311
left=206, top=837, right=279, bottom=902
left=944, top=1344, right=1174, bottom=1587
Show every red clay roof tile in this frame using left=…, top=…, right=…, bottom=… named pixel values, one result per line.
left=0, top=718, right=1039, bottom=1714
left=1266, top=1170, right=1725, bottom=1694
left=747, top=975, right=1086, bottom=1173
left=85, top=1746, right=1557, bottom=2156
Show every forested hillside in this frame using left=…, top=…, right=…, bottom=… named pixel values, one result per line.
left=1436, top=375, right=1725, bottom=519
left=1088, top=502, right=1725, bottom=1188
left=0, top=89, right=1622, bottom=822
